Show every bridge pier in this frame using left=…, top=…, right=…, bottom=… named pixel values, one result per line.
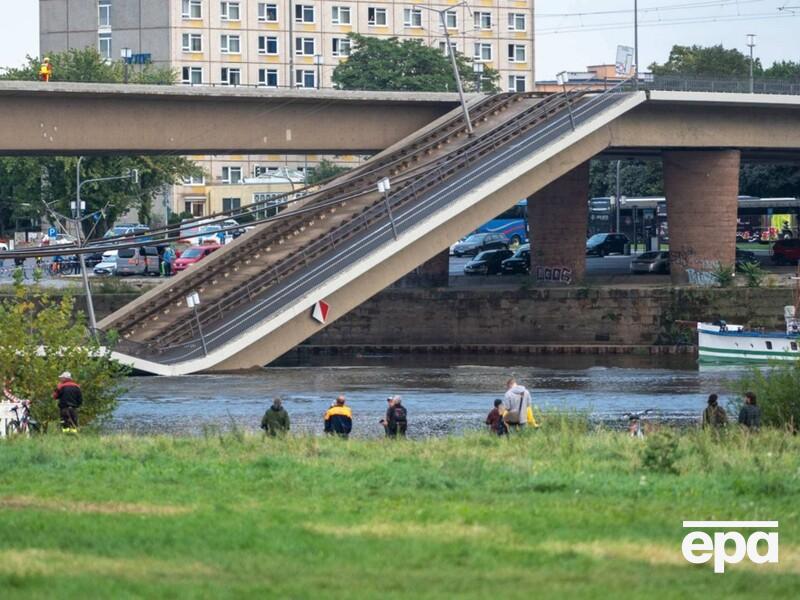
left=663, top=150, right=741, bottom=285
left=399, top=249, right=450, bottom=287
left=527, top=162, right=589, bottom=285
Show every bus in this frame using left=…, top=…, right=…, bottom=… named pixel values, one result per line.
left=473, top=199, right=528, bottom=244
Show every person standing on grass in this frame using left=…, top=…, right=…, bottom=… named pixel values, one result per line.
left=503, top=378, right=532, bottom=431
left=386, top=395, right=408, bottom=438
left=261, top=397, right=290, bottom=436
left=702, top=394, right=728, bottom=429
left=486, top=399, right=508, bottom=436
left=324, top=395, right=353, bottom=438
left=738, top=391, right=761, bottom=431
left=53, top=371, right=82, bottom=433
left=379, top=396, right=394, bottom=436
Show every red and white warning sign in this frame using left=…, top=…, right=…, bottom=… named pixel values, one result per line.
left=312, top=300, right=330, bottom=324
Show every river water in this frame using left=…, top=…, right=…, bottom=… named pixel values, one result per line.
left=107, top=354, right=748, bottom=437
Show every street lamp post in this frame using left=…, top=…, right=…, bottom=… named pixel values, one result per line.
left=313, top=54, right=323, bottom=89
left=473, top=62, right=484, bottom=93
left=747, top=34, right=756, bottom=93
left=556, top=71, right=576, bottom=130
left=615, top=160, right=621, bottom=233
left=185, top=291, right=208, bottom=356
left=634, top=0, right=639, bottom=87
left=377, top=177, right=398, bottom=239
left=418, top=3, right=474, bottom=135
left=120, top=47, right=132, bottom=83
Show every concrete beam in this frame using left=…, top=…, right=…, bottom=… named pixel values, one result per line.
left=0, top=81, right=465, bottom=155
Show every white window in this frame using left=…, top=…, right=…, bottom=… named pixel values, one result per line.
left=331, top=6, right=351, bottom=25
left=438, top=41, right=457, bottom=57
left=182, top=33, right=203, bottom=52
left=254, top=166, right=278, bottom=177
left=98, top=0, right=111, bottom=28
left=368, top=7, right=387, bottom=26
left=295, top=4, right=315, bottom=23
left=295, top=37, right=315, bottom=56
left=508, top=44, right=526, bottom=63
left=331, top=37, right=351, bottom=57
left=258, top=68, right=279, bottom=87
left=508, top=75, right=526, bottom=92
left=222, top=197, right=241, bottom=212
left=295, top=69, right=315, bottom=88
left=220, top=67, right=241, bottom=86
left=98, top=32, right=112, bottom=59
left=258, top=35, right=279, bottom=55
left=473, top=42, right=492, bottom=62
left=474, top=12, right=491, bottom=30
left=258, top=2, right=278, bottom=22
left=220, top=34, right=241, bottom=54
left=403, top=8, right=422, bottom=28
left=221, top=166, right=242, bottom=184
left=508, top=13, right=526, bottom=31
left=181, top=66, right=203, bottom=85
left=220, top=1, right=240, bottom=21
left=183, top=173, right=205, bottom=185
left=253, top=192, right=282, bottom=217
left=182, top=0, right=202, bottom=19
left=444, top=9, right=457, bottom=29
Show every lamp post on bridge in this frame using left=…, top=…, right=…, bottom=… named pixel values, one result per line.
left=473, top=62, right=484, bottom=93
left=746, top=34, right=757, bottom=94
left=120, top=47, right=132, bottom=83
left=186, top=291, right=208, bottom=356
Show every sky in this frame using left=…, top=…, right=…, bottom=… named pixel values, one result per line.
left=0, top=0, right=798, bottom=79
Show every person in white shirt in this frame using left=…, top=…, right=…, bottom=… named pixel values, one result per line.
left=503, top=378, right=532, bottom=430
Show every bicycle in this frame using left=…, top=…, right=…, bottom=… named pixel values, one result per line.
left=2, top=387, right=40, bottom=436
left=623, top=409, right=654, bottom=438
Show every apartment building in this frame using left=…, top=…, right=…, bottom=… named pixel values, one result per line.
left=40, top=0, right=535, bottom=219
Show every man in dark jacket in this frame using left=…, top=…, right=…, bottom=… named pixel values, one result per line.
left=261, top=397, right=290, bottom=436
left=324, top=395, right=353, bottom=438
left=53, top=371, right=82, bottom=433
left=386, top=395, right=407, bottom=438
left=738, top=391, right=761, bottom=431
left=702, top=394, right=728, bottom=429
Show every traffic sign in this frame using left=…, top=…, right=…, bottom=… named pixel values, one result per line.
left=312, top=300, right=330, bottom=324
left=48, top=227, right=57, bottom=238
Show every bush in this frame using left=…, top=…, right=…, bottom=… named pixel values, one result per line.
left=712, top=263, right=735, bottom=287
left=733, top=362, right=800, bottom=431
left=738, top=261, right=765, bottom=288
left=0, top=272, right=128, bottom=430
left=641, top=430, right=682, bottom=474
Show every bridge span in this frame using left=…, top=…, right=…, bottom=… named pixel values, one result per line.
left=73, top=87, right=800, bottom=374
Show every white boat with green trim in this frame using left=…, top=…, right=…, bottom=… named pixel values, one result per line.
left=698, top=306, right=800, bottom=363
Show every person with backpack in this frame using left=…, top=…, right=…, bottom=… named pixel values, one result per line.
left=53, top=371, right=82, bottom=433
left=260, top=397, right=290, bottom=436
left=386, top=395, right=408, bottom=438
left=503, top=378, right=532, bottom=432
left=486, top=399, right=508, bottom=436
left=702, top=393, right=728, bottom=429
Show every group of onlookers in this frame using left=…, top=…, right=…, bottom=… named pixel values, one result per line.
left=702, top=391, right=761, bottom=431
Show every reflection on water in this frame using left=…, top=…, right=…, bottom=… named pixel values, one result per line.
left=109, top=353, right=748, bottom=437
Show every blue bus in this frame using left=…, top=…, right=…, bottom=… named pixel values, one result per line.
left=473, top=199, right=528, bottom=244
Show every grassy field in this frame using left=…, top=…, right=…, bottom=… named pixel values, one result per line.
left=0, top=424, right=798, bottom=599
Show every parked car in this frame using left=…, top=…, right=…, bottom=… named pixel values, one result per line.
left=116, top=245, right=160, bottom=276
left=630, top=251, right=670, bottom=274
left=771, top=239, right=800, bottom=265
left=50, top=233, right=77, bottom=246
left=464, top=249, right=514, bottom=275
left=501, top=244, right=530, bottom=275
left=451, top=233, right=509, bottom=257
left=586, top=233, right=629, bottom=257
left=0, top=240, right=8, bottom=251
left=173, top=244, right=221, bottom=272
left=103, top=224, right=151, bottom=240
left=735, top=248, right=758, bottom=268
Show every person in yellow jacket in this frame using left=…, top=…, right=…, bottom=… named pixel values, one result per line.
left=39, top=58, right=53, bottom=82
left=324, top=395, right=353, bottom=438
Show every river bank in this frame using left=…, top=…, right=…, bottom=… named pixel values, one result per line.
left=0, top=429, right=797, bottom=598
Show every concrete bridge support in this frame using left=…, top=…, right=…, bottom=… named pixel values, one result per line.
left=527, top=162, right=589, bottom=284
left=663, top=150, right=741, bottom=285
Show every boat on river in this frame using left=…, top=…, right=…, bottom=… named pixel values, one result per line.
left=698, top=307, right=800, bottom=363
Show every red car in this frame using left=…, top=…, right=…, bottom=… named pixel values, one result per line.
left=173, top=244, right=220, bottom=272
left=770, top=239, right=800, bottom=265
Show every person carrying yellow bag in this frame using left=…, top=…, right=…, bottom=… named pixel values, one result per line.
left=503, top=378, right=537, bottom=431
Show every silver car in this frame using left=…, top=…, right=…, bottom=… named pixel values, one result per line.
left=630, top=251, right=670, bottom=274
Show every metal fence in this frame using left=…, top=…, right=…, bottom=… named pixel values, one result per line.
left=645, top=75, right=800, bottom=96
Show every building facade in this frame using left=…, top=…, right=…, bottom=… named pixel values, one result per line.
left=40, top=0, right=535, bottom=219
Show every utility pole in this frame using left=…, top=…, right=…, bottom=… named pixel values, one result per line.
left=288, top=0, right=294, bottom=88
left=747, top=34, right=756, bottom=93
left=634, top=0, right=639, bottom=88
left=615, top=160, right=621, bottom=233
left=418, top=3, right=474, bottom=135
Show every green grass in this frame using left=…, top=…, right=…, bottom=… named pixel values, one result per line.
left=0, top=425, right=798, bottom=599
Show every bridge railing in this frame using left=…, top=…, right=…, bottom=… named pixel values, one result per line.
left=645, top=75, right=800, bottom=96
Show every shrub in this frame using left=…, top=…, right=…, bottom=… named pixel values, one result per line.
left=712, top=263, right=735, bottom=288
left=641, top=430, right=681, bottom=474
left=733, top=362, right=800, bottom=431
left=738, top=261, right=765, bottom=288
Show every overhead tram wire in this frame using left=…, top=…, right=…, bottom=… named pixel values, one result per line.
left=536, top=0, right=769, bottom=18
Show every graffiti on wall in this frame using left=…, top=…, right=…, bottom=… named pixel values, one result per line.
left=535, top=266, right=573, bottom=285
left=670, top=246, right=720, bottom=286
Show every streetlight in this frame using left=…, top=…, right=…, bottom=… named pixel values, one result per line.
left=473, top=62, right=484, bottom=93
left=417, top=2, right=474, bottom=135
left=377, top=177, right=398, bottom=239
left=120, top=47, right=132, bottom=83
left=556, top=71, right=576, bottom=130
left=72, top=156, right=139, bottom=338
left=313, top=54, right=323, bottom=89
left=634, top=0, right=639, bottom=88
left=185, top=291, right=208, bottom=356
left=747, top=34, right=756, bottom=93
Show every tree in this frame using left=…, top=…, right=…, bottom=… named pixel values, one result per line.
left=0, top=271, right=127, bottom=431
left=589, top=160, right=663, bottom=199
left=740, top=164, right=800, bottom=199
left=734, top=362, right=800, bottom=430
left=307, top=159, right=351, bottom=185
left=649, top=44, right=761, bottom=78
left=763, top=60, right=800, bottom=81
left=332, top=34, right=499, bottom=93
left=0, top=48, right=200, bottom=233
